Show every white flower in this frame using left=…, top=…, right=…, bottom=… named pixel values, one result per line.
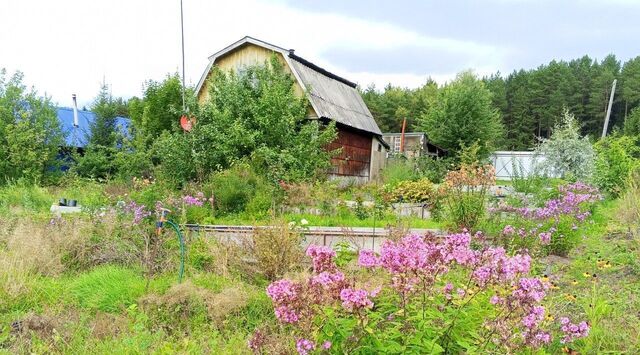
left=288, top=221, right=297, bottom=228
left=300, top=219, right=309, bottom=226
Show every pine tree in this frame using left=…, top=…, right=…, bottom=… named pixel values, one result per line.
left=620, top=56, right=640, bottom=118
left=586, top=55, right=620, bottom=137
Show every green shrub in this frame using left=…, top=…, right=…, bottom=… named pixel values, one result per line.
left=129, top=182, right=172, bottom=209
left=204, top=164, right=275, bottom=216
left=593, top=135, right=640, bottom=197
left=69, top=265, right=146, bottom=312
left=381, top=158, right=418, bottom=186
left=416, top=156, right=455, bottom=183
left=184, top=205, right=211, bottom=224
left=0, top=69, right=64, bottom=184
left=386, top=178, right=435, bottom=204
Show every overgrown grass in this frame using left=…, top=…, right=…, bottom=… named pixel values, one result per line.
left=1, top=180, right=638, bottom=353
left=543, top=200, right=640, bottom=353
left=69, top=265, right=146, bottom=313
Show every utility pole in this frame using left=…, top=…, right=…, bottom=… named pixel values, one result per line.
left=180, top=0, right=186, bottom=113
left=601, top=79, right=617, bottom=139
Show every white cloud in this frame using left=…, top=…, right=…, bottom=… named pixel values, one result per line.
left=0, top=0, right=507, bottom=107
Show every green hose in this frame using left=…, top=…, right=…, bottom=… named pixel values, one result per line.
left=165, top=220, right=185, bottom=283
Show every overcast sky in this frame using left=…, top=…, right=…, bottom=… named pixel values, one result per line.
left=1, top=0, right=639, bottom=108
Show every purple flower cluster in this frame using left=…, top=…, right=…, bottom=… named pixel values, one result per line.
left=530, top=182, right=601, bottom=221
left=296, top=338, right=315, bottom=355
left=247, top=329, right=266, bottom=353
left=472, top=248, right=531, bottom=287
left=182, top=194, right=204, bottom=206
left=306, top=245, right=337, bottom=273
left=358, top=249, right=380, bottom=267
left=266, top=279, right=301, bottom=323
left=122, top=201, right=151, bottom=225
left=559, top=317, right=590, bottom=344
left=311, top=271, right=345, bottom=289
left=339, top=288, right=374, bottom=311
left=492, top=182, right=601, bottom=249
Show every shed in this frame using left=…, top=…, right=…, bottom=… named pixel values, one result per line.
left=382, top=132, right=447, bottom=158
left=195, top=36, right=388, bottom=182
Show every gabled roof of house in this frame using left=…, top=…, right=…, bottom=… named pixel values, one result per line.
left=195, top=36, right=382, bottom=136
left=57, top=107, right=130, bottom=148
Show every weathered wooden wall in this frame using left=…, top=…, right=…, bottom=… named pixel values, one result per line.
left=327, top=128, right=372, bottom=178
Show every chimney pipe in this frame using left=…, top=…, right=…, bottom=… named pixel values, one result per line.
left=72, top=94, right=79, bottom=127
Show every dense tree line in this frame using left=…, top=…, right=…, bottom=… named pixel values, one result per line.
left=362, top=54, right=640, bottom=150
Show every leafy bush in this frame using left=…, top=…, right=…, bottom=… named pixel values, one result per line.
left=181, top=55, right=337, bottom=183
left=593, top=135, right=640, bottom=197
left=537, top=109, right=594, bottom=180
left=0, top=69, right=64, bottom=184
left=70, top=265, right=146, bottom=312
left=416, top=156, right=455, bottom=183
left=386, top=178, right=435, bottom=204
left=442, top=163, right=495, bottom=230
left=204, top=164, right=276, bottom=216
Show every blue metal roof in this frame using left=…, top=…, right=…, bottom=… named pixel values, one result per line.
left=57, top=107, right=130, bottom=148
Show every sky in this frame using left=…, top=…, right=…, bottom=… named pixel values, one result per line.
left=1, top=0, right=639, bottom=108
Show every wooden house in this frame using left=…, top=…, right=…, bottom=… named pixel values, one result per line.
left=195, top=36, right=388, bottom=182
left=382, top=132, right=447, bottom=158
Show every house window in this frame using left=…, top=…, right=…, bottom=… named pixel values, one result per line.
left=394, top=138, right=401, bottom=152
left=377, top=143, right=382, bottom=152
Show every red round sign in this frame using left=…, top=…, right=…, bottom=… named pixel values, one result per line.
left=180, top=115, right=195, bottom=132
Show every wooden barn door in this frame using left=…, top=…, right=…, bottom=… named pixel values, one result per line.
left=326, top=128, right=371, bottom=179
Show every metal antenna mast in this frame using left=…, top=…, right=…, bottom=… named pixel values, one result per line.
left=180, top=0, right=186, bottom=112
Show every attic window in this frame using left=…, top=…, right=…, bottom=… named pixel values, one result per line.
left=236, top=65, right=259, bottom=89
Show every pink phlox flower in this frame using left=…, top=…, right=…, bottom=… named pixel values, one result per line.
left=311, top=271, right=345, bottom=288
left=358, top=249, right=380, bottom=268
left=559, top=317, right=590, bottom=343
left=266, top=279, right=299, bottom=303
left=306, top=245, right=337, bottom=273
left=296, top=338, right=315, bottom=355
left=340, top=288, right=374, bottom=311
left=502, top=225, right=516, bottom=236
left=538, top=232, right=551, bottom=245
left=512, top=278, right=547, bottom=305
left=182, top=195, right=203, bottom=206
left=274, top=305, right=299, bottom=323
